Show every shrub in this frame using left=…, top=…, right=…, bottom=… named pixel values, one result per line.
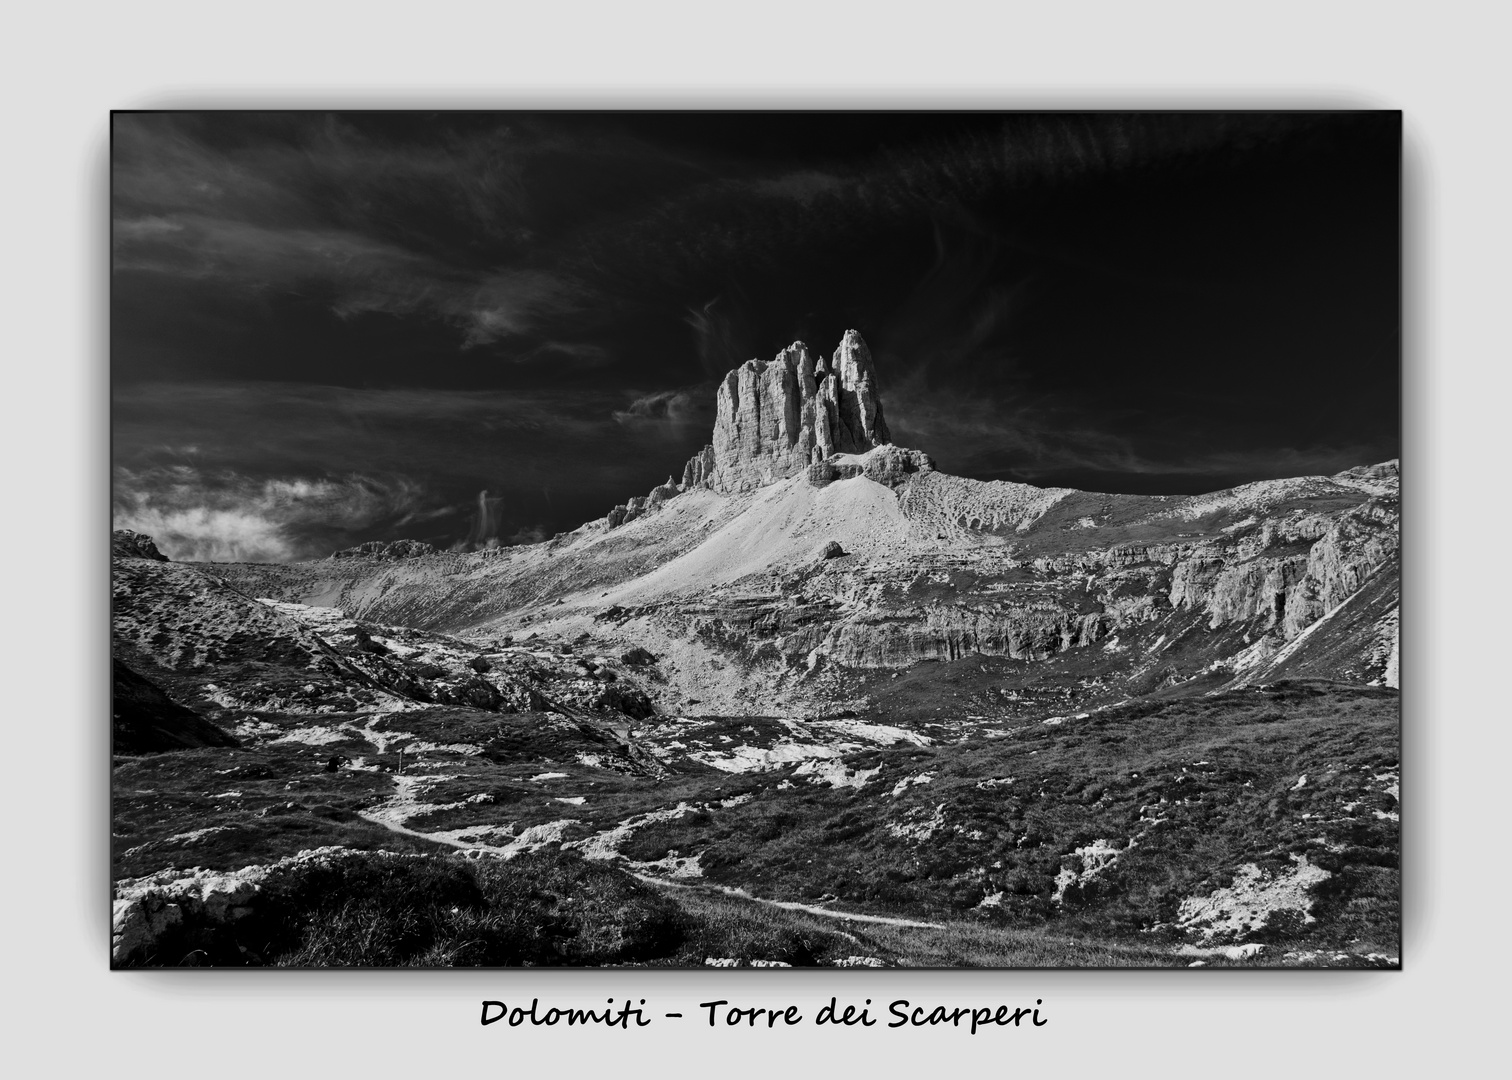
left=233, top=850, right=685, bottom=967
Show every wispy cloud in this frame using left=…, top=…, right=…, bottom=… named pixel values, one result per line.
left=611, top=387, right=709, bottom=435
left=749, top=170, right=845, bottom=203
left=683, top=294, right=757, bottom=379
left=113, top=114, right=588, bottom=350
left=115, top=210, right=580, bottom=349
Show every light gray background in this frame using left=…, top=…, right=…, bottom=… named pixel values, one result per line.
left=6, top=0, right=1502, bottom=1073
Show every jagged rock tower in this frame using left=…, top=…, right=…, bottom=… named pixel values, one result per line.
left=597, top=330, right=922, bottom=530
left=682, top=329, right=892, bottom=494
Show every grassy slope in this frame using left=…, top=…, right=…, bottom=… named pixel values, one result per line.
left=121, top=846, right=1182, bottom=969
left=115, top=683, right=1397, bottom=967
left=612, top=683, right=1400, bottom=957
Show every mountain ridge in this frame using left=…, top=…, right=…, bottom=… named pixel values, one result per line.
left=197, top=331, right=1398, bottom=719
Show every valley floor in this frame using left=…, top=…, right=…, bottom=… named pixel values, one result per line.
left=112, top=651, right=1399, bottom=968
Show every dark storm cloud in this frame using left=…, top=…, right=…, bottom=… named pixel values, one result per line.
left=113, top=111, right=1399, bottom=557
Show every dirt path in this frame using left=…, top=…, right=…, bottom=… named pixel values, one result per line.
left=358, top=764, right=945, bottom=930
left=633, top=873, right=945, bottom=930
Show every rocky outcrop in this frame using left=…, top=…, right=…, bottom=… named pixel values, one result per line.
left=591, top=330, right=903, bottom=531
left=682, top=446, right=715, bottom=488
left=331, top=539, right=438, bottom=560
left=630, top=464, right=1398, bottom=697
left=1281, top=500, right=1400, bottom=638
left=112, top=529, right=169, bottom=561
left=112, top=846, right=391, bottom=966
left=808, top=445, right=935, bottom=489
left=601, top=476, right=688, bottom=529
left=686, top=330, right=894, bottom=495
left=113, top=858, right=276, bottom=966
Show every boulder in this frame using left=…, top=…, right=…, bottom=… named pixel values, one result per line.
left=860, top=445, right=934, bottom=487
left=591, top=683, right=657, bottom=721
left=433, top=675, right=503, bottom=710
left=351, top=626, right=389, bottom=655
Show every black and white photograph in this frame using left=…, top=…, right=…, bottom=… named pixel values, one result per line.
left=109, top=110, right=1401, bottom=969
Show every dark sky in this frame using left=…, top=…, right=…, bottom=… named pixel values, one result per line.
left=111, top=111, right=1400, bottom=562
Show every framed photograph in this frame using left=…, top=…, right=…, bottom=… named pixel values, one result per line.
left=110, top=110, right=1400, bottom=969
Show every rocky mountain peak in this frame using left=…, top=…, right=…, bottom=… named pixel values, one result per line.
left=683, top=329, right=894, bottom=494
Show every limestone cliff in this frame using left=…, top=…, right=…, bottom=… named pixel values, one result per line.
left=684, top=329, right=893, bottom=494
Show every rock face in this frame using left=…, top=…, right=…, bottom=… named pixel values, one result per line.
left=685, top=330, right=894, bottom=495
left=589, top=330, right=904, bottom=532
